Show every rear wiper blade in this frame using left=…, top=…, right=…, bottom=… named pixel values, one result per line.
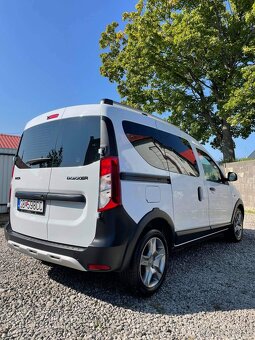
left=26, top=157, right=52, bottom=165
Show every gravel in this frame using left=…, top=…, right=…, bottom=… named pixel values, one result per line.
left=1, top=214, right=255, bottom=339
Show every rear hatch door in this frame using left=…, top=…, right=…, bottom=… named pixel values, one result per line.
left=11, top=109, right=65, bottom=239
left=47, top=111, right=101, bottom=247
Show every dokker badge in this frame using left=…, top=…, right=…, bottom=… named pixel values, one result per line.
left=67, top=176, right=88, bottom=180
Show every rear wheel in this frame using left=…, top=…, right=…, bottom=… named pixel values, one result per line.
left=122, top=229, right=169, bottom=296
left=225, top=208, right=244, bottom=242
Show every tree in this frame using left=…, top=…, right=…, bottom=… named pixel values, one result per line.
left=100, top=0, right=255, bottom=162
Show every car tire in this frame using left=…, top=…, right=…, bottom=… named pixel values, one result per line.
left=122, top=229, right=169, bottom=296
left=225, top=208, right=244, bottom=242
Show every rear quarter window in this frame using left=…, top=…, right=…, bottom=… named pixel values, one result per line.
left=123, top=121, right=199, bottom=177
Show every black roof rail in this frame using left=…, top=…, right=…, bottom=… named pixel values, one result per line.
left=99, top=99, right=186, bottom=134
left=100, top=98, right=113, bottom=105
left=100, top=98, right=147, bottom=116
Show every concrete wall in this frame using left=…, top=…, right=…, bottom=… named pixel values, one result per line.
left=223, top=160, right=255, bottom=210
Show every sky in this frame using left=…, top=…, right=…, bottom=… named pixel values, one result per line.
left=0, top=0, right=254, bottom=161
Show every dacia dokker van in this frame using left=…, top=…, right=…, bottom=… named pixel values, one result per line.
left=5, top=99, right=244, bottom=295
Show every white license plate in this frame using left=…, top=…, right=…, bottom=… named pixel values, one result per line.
left=17, top=199, right=44, bottom=214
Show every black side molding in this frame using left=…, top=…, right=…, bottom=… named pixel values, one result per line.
left=15, top=192, right=86, bottom=203
left=120, top=172, right=171, bottom=184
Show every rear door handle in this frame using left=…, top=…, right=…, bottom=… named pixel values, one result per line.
left=209, top=187, right=216, bottom=192
left=198, top=186, right=203, bottom=201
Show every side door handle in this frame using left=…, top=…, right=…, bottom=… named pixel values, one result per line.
left=209, top=187, right=216, bottom=192
left=198, top=186, right=203, bottom=201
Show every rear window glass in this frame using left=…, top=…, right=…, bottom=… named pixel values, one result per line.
left=16, top=116, right=100, bottom=169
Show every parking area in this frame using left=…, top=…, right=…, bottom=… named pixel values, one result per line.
left=1, top=214, right=255, bottom=339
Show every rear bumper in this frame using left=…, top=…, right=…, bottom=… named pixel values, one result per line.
left=5, top=220, right=131, bottom=272
left=7, top=238, right=86, bottom=271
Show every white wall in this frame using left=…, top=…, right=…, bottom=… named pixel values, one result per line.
left=0, top=148, right=16, bottom=213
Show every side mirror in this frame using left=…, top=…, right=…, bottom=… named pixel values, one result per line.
left=227, top=172, right=238, bottom=182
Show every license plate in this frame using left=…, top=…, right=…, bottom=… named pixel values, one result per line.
left=17, top=199, right=44, bottom=214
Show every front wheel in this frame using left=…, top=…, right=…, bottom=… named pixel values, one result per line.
left=122, top=229, right=169, bottom=296
left=225, top=208, right=244, bottom=242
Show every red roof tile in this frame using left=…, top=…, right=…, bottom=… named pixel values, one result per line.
left=0, top=134, right=20, bottom=149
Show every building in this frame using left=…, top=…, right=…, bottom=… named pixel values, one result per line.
left=0, top=134, right=20, bottom=213
left=248, top=150, right=255, bottom=159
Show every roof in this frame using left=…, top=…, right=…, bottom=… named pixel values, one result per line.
left=249, top=150, right=255, bottom=158
left=0, top=134, right=20, bottom=149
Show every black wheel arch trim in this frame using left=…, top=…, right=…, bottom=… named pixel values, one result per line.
left=121, top=208, right=175, bottom=270
left=231, top=199, right=244, bottom=224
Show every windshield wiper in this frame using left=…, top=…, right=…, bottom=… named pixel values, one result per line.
left=26, top=157, right=52, bottom=166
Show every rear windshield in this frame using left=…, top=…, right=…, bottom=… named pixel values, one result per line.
left=16, top=116, right=100, bottom=169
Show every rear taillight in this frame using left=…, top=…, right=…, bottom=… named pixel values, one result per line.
left=98, top=157, right=121, bottom=212
left=8, top=165, right=15, bottom=205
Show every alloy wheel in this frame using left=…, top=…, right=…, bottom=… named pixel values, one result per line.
left=234, top=210, right=243, bottom=240
left=139, top=237, right=166, bottom=288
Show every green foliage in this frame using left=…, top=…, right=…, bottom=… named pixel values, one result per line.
left=100, top=0, right=255, bottom=161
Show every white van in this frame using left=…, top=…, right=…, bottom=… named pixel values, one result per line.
left=5, top=99, right=244, bottom=295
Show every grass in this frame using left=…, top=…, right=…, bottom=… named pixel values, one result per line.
left=236, top=158, right=255, bottom=162
left=245, top=209, right=255, bottom=214
left=220, top=158, right=255, bottom=165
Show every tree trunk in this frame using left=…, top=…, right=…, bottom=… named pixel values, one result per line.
left=221, top=120, right=235, bottom=162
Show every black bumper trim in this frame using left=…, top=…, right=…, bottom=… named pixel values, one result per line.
left=5, top=223, right=126, bottom=271
left=5, top=205, right=138, bottom=272
left=5, top=225, right=85, bottom=252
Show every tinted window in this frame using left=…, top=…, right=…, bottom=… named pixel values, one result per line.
left=55, top=117, right=100, bottom=167
left=17, top=121, right=58, bottom=169
left=123, top=121, right=199, bottom=176
left=17, top=116, right=100, bottom=169
left=160, top=134, right=199, bottom=177
left=197, top=149, right=222, bottom=182
left=125, top=132, right=168, bottom=171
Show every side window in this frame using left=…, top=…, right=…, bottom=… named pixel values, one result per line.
left=124, top=131, right=168, bottom=171
left=197, top=149, right=222, bottom=182
left=122, top=121, right=199, bottom=176
left=158, top=133, right=199, bottom=177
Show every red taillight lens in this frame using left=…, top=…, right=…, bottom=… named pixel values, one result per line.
left=8, top=165, right=15, bottom=204
left=87, top=264, right=111, bottom=271
left=47, top=113, right=59, bottom=120
left=98, top=157, right=121, bottom=212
